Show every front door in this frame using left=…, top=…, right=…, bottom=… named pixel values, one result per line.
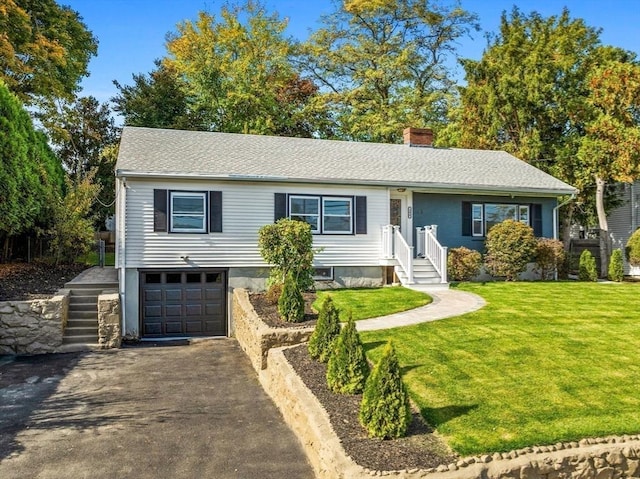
left=390, top=193, right=408, bottom=237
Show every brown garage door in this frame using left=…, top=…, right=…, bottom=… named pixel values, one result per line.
left=140, top=270, right=227, bottom=337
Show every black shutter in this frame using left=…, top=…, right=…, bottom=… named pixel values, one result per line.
left=532, top=204, right=543, bottom=237
left=355, top=196, right=367, bottom=234
left=209, top=191, right=222, bottom=232
left=461, top=202, right=472, bottom=236
left=274, top=193, right=287, bottom=221
left=153, top=189, right=168, bottom=232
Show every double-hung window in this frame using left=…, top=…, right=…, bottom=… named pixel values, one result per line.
left=170, top=191, right=206, bottom=233
left=471, top=203, right=531, bottom=237
left=288, top=195, right=353, bottom=234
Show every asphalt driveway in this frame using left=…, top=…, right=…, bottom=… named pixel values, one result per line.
left=0, top=339, right=314, bottom=479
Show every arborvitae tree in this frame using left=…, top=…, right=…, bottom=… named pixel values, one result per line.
left=278, top=272, right=305, bottom=322
left=626, top=228, right=640, bottom=267
left=326, top=315, right=369, bottom=394
left=578, top=249, right=598, bottom=281
left=359, top=341, right=411, bottom=439
left=308, top=296, right=341, bottom=362
left=608, top=249, right=624, bottom=282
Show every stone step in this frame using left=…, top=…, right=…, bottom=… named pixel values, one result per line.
left=67, top=318, right=98, bottom=328
left=62, top=334, right=99, bottom=345
left=69, top=310, right=98, bottom=320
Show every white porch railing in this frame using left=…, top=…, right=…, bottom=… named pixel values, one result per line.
left=416, top=225, right=448, bottom=283
left=393, top=226, right=414, bottom=284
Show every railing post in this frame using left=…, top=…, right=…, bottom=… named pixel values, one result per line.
left=408, top=246, right=414, bottom=283
left=441, top=246, right=448, bottom=283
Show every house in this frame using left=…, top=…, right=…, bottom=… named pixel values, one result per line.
left=115, top=126, right=576, bottom=339
left=607, top=181, right=640, bottom=275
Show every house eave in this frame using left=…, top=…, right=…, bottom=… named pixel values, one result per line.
left=115, top=169, right=577, bottom=197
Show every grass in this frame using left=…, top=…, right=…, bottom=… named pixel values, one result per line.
left=360, top=281, right=640, bottom=455
left=80, top=251, right=115, bottom=266
left=313, top=286, right=431, bottom=321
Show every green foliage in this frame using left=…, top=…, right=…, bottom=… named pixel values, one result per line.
left=447, top=247, right=482, bottom=281
left=164, top=1, right=320, bottom=137
left=277, top=272, right=305, bottom=322
left=299, top=0, right=478, bottom=142
left=0, top=81, right=64, bottom=258
left=359, top=341, right=411, bottom=439
left=484, top=220, right=537, bottom=281
left=0, top=0, right=97, bottom=106
left=258, top=218, right=315, bottom=291
left=578, top=250, right=598, bottom=281
left=535, top=238, right=566, bottom=280
left=626, top=228, right=640, bottom=267
left=49, top=173, right=99, bottom=265
left=308, top=296, right=341, bottom=362
left=608, top=249, right=624, bottom=282
left=326, top=315, right=369, bottom=394
left=265, top=282, right=283, bottom=305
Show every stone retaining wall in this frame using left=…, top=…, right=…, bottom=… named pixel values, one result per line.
left=0, top=290, right=70, bottom=355
left=98, top=292, right=121, bottom=349
left=260, top=347, right=640, bottom=479
left=232, top=288, right=314, bottom=371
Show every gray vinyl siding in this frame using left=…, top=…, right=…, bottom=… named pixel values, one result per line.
left=122, top=178, right=387, bottom=269
left=608, top=182, right=638, bottom=275
left=413, top=193, right=557, bottom=252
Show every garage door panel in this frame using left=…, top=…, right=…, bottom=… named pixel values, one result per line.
left=141, top=270, right=226, bottom=337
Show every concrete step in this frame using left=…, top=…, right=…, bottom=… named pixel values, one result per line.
left=58, top=343, right=101, bottom=353
left=69, top=302, right=97, bottom=312
left=67, top=318, right=98, bottom=328
left=65, top=282, right=118, bottom=291
left=68, top=310, right=98, bottom=320
left=69, top=288, right=104, bottom=297
left=63, top=333, right=99, bottom=344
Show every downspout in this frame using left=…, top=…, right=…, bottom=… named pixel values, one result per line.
left=553, top=193, right=576, bottom=281
left=118, top=177, right=127, bottom=337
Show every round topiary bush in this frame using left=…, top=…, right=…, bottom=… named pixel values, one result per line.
left=608, top=248, right=624, bottom=282
left=485, top=219, right=537, bottom=281
left=359, top=340, right=411, bottom=439
left=308, top=295, right=341, bottom=363
left=326, top=315, right=369, bottom=394
left=578, top=249, right=598, bottom=282
left=447, top=246, right=482, bottom=281
left=626, top=228, right=640, bottom=267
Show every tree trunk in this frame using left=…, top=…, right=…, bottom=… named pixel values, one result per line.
left=561, top=202, right=574, bottom=251
left=595, top=176, right=610, bottom=278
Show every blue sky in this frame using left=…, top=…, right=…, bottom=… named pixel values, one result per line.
left=63, top=0, right=640, bottom=106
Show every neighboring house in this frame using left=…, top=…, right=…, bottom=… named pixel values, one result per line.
left=115, top=127, right=576, bottom=339
left=608, top=181, right=640, bottom=275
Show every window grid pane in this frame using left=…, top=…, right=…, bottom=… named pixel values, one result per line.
left=290, top=196, right=320, bottom=232
left=171, top=192, right=206, bottom=232
left=322, top=198, right=352, bottom=233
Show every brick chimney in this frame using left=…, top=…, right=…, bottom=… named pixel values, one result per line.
left=403, top=127, right=433, bottom=147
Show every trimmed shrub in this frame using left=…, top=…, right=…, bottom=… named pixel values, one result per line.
left=578, top=250, right=598, bottom=282
left=308, top=296, right=341, bottom=362
left=609, top=249, right=624, bottom=282
left=278, top=272, right=305, bottom=322
left=535, top=238, right=566, bottom=280
left=326, top=315, right=369, bottom=394
left=485, top=219, right=537, bottom=281
left=359, top=341, right=411, bottom=439
left=626, top=228, right=640, bottom=267
left=447, top=246, right=482, bottom=281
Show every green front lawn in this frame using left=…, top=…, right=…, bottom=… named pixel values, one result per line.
left=361, top=282, right=640, bottom=455
left=313, top=286, right=431, bottom=321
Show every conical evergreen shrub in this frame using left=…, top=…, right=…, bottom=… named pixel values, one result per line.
left=609, top=248, right=624, bottom=282
left=278, top=272, right=305, bottom=322
left=308, top=295, right=341, bottom=362
left=578, top=249, right=598, bottom=281
left=359, top=341, right=411, bottom=439
left=326, top=314, right=369, bottom=394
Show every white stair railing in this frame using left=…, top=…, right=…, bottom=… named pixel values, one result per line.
left=381, top=224, right=394, bottom=259
left=422, top=225, right=448, bottom=283
left=392, top=226, right=414, bottom=284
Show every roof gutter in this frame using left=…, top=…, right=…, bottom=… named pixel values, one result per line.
left=115, top=169, right=578, bottom=198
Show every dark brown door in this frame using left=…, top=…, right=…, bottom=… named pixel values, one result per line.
left=140, top=270, right=226, bottom=337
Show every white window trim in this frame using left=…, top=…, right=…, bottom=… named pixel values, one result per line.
left=472, top=203, right=483, bottom=237
left=170, top=191, right=207, bottom=233
left=322, top=197, right=353, bottom=234
left=289, top=195, right=320, bottom=233
left=313, top=267, right=334, bottom=281
left=473, top=203, right=531, bottom=238
left=518, top=205, right=530, bottom=225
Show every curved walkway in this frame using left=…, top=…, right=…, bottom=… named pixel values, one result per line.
left=356, top=287, right=486, bottom=332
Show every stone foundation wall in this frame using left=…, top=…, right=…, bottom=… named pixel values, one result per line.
left=260, top=346, right=640, bottom=479
left=0, top=290, right=70, bottom=355
left=98, top=293, right=121, bottom=349
left=232, top=288, right=314, bottom=371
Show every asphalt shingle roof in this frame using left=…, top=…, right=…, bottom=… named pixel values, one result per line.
left=116, top=127, right=577, bottom=195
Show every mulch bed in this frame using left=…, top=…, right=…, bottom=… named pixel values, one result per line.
left=249, top=292, right=318, bottom=328
left=248, top=293, right=456, bottom=472
left=0, top=262, right=87, bottom=301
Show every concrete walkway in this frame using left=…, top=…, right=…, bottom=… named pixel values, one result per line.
left=356, top=287, right=486, bottom=332
left=65, top=266, right=118, bottom=285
